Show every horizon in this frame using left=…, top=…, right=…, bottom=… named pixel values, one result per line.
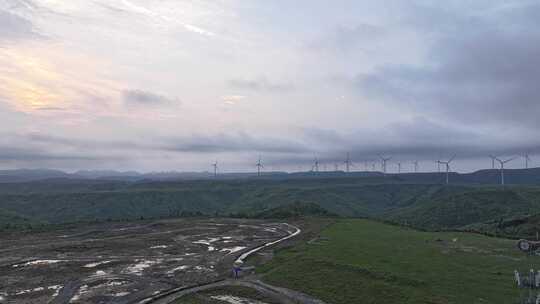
left=3, top=162, right=540, bottom=176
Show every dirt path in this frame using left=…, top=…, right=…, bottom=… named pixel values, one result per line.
left=136, top=278, right=327, bottom=304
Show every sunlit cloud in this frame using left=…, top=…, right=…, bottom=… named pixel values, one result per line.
left=221, top=95, right=246, bottom=105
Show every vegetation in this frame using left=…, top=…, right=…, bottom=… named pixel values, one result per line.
left=1, top=176, right=540, bottom=238
left=258, top=219, right=524, bottom=304
left=1, top=178, right=540, bottom=237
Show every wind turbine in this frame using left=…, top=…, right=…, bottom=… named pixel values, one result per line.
left=378, top=155, right=392, bottom=174
left=522, top=153, right=532, bottom=169
left=412, top=160, right=419, bottom=173
left=396, top=162, right=402, bottom=173
left=256, top=156, right=263, bottom=177
left=312, top=158, right=320, bottom=172
left=489, top=155, right=498, bottom=169
left=212, top=161, right=218, bottom=178
left=344, top=153, right=353, bottom=173
left=437, top=155, right=456, bottom=185
left=495, top=156, right=516, bottom=185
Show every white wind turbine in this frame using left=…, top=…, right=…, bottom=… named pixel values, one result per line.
left=256, top=156, right=264, bottom=177
left=437, top=155, right=456, bottom=185
left=522, top=153, right=532, bottom=169
left=312, top=158, right=320, bottom=172
left=412, top=160, right=419, bottom=173
left=212, top=160, right=218, bottom=178
left=495, top=156, right=516, bottom=185
left=378, top=154, right=392, bottom=174
left=344, top=153, right=353, bottom=173
left=489, top=155, right=498, bottom=169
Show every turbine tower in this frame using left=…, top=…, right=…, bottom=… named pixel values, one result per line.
left=489, top=155, right=498, bottom=169
left=437, top=155, right=456, bottom=185
left=412, top=160, right=419, bottom=173
left=312, top=158, right=320, bottom=172
left=256, top=156, right=263, bottom=177
left=378, top=154, right=392, bottom=174
left=522, top=153, right=532, bottom=169
left=212, top=161, right=218, bottom=178
left=495, top=156, right=515, bottom=185
left=397, top=162, right=402, bottom=173
left=344, top=153, right=352, bottom=173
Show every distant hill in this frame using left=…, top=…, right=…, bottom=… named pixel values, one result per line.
left=2, top=167, right=540, bottom=185
left=0, top=169, right=70, bottom=182
left=251, top=201, right=337, bottom=219
left=1, top=177, right=540, bottom=238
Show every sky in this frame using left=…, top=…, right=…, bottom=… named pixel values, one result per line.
left=0, top=0, right=539, bottom=173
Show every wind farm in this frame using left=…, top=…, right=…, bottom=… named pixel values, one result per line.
left=2, top=1, right=540, bottom=303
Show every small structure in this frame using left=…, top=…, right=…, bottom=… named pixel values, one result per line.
left=515, top=240, right=540, bottom=303
left=232, top=261, right=243, bottom=279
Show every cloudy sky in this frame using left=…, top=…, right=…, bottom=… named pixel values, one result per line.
left=0, top=0, right=539, bottom=173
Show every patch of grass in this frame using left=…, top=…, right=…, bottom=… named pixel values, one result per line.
left=259, top=219, right=525, bottom=304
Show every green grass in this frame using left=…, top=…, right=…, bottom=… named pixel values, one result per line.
left=258, top=219, right=525, bottom=304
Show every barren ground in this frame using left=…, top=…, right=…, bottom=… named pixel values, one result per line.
left=0, top=218, right=293, bottom=304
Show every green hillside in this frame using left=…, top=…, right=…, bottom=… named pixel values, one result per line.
left=1, top=178, right=540, bottom=238
left=258, top=219, right=524, bottom=304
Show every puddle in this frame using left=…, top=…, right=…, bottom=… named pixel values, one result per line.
left=167, top=265, right=189, bottom=274
left=13, top=285, right=59, bottom=296
left=70, top=284, right=89, bottom=302
left=111, top=291, right=130, bottom=297
left=220, top=246, right=246, bottom=254
left=211, top=295, right=268, bottom=304
left=13, top=259, right=64, bottom=268
left=124, top=259, right=163, bottom=276
left=83, top=260, right=112, bottom=268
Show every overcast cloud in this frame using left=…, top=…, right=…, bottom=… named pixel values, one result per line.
left=0, top=0, right=538, bottom=173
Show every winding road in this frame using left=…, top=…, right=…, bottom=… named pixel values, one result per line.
left=136, top=223, right=327, bottom=304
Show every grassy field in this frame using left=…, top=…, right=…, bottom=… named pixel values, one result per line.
left=258, top=219, right=528, bottom=304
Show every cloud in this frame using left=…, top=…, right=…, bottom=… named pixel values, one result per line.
left=355, top=2, right=540, bottom=130
left=228, top=77, right=295, bottom=92
left=221, top=95, right=246, bottom=105
left=162, top=133, right=308, bottom=154
left=184, top=24, right=215, bottom=37
left=307, top=23, right=386, bottom=53
left=0, top=147, right=101, bottom=161
left=122, top=89, right=179, bottom=106
left=0, top=9, right=40, bottom=43
left=21, top=131, right=309, bottom=155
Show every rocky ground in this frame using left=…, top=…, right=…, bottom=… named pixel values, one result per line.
left=0, top=218, right=291, bottom=304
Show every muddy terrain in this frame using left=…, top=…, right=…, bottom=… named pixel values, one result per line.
left=0, top=218, right=293, bottom=304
